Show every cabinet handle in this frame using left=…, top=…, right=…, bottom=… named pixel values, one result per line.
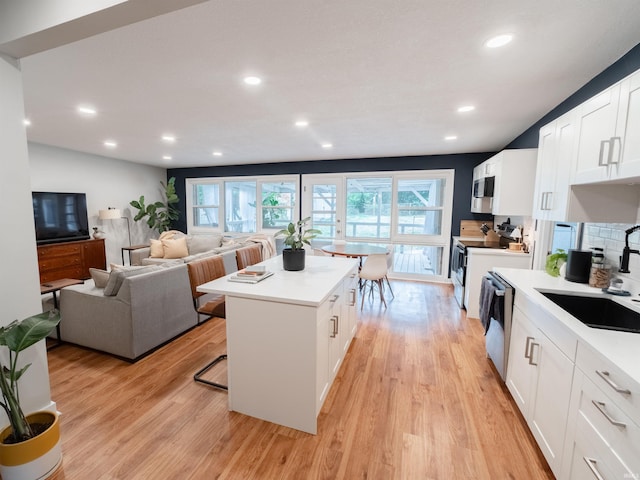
left=591, top=400, right=627, bottom=428
left=525, top=337, right=539, bottom=366
left=524, top=336, right=534, bottom=359
left=329, top=294, right=340, bottom=304
left=609, top=136, right=621, bottom=165
left=583, top=457, right=605, bottom=480
left=331, top=315, right=339, bottom=337
left=596, top=370, right=631, bottom=395
left=545, top=192, right=553, bottom=211
left=598, top=139, right=611, bottom=166
left=349, top=288, right=357, bottom=306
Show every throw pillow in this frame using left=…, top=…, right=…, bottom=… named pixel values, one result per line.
left=89, top=268, right=110, bottom=288
left=187, top=234, right=223, bottom=255
left=149, top=239, right=164, bottom=258
left=162, top=237, right=189, bottom=259
left=103, top=265, right=161, bottom=296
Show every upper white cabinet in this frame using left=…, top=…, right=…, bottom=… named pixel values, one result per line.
left=533, top=110, right=577, bottom=221
left=533, top=68, right=640, bottom=222
left=471, top=149, right=537, bottom=216
left=573, top=69, right=640, bottom=184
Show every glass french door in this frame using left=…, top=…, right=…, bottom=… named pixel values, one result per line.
left=302, top=176, right=344, bottom=245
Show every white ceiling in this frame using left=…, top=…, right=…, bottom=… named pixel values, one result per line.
left=18, top=0, right=640, bottom=169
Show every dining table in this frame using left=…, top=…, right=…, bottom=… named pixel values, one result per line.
left=321, top=243, right=389, bottom=268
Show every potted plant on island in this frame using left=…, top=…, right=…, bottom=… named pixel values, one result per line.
left=0, top=310, right=62, bottom=480
left=274, top=217, right=321, bottom=271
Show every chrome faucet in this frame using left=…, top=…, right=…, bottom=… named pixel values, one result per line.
left=619, top=225, right=640, bottom=273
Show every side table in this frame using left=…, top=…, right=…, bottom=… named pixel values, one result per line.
left=121, top=244, right=149, bottom=265
left=40, top=278, right=84, bottom=349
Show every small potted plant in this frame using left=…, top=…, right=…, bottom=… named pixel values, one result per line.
left=0, top=310, right=62, bottom=480
left=274, top=217, right=321, bottom=271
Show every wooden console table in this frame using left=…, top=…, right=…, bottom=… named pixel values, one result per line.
left=37, top=238, right=106, bottom=283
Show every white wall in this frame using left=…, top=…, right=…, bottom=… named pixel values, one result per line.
left=29, top=142, right=167, bottom=265
left=1, top=54, right=54, bottom=423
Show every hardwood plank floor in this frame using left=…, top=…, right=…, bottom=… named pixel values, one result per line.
left=46, top=280, right=553, bottom=479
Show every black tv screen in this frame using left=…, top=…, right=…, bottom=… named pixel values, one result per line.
left=32, top=192, right=90, bottom=245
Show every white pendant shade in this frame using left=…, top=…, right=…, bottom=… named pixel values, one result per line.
left=99, top=208, right=121, bottom=220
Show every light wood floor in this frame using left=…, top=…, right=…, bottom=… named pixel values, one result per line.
left=46, top=280, right=553, bottom=479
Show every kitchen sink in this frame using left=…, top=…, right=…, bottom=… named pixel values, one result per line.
left=539, top=292, right=640, bottom=334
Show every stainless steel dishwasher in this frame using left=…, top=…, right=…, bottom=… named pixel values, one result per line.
left=480, top=271, right=514, bottom=381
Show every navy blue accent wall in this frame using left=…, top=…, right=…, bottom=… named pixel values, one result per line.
left=168, top=152, right=495, bottom=235
left=507, top=43, right=640, bottom=149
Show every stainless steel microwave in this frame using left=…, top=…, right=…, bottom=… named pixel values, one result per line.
left=473, top=176, right=495, bottom=198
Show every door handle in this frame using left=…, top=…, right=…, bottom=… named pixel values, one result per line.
left=609, top=136, right=622, bottom=165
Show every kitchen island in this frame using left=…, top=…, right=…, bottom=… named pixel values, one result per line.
left=198, top=254, right=359, bottom=434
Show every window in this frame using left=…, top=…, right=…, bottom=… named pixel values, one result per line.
left=346, top=177, right=392, bottom=239
left=186, top=176, right=299, bottom=234
left=302, top=170, right=454, bottom=281
left=225, top=180, right=256, bottom=232
left=192, top=182, right=220, bottom=228
left=396, top=178, right=445, bottom=236
left=260, top=181, right=296, bottom=229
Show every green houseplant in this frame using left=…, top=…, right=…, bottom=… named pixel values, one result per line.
left=274, top=217, right=321, bottom=271
left=0, top=310, right=62, bottom=479
left=130, top=177, right=179, bottom=234
left=545, top=248, right=568, bottom=277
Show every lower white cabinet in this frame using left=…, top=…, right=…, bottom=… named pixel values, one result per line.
left=561, top=341, right=640, bottom=479
left=506, top=301, right=575, bottom=477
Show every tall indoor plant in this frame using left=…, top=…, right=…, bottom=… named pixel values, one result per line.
left=274, top=217, right=321, bottom=271
left=0, top=310, right=62, bottom=480
left=130, top=177, right=179, bottom=234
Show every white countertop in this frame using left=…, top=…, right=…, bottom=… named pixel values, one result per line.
left=495, top=267, right=640, bottom=386
left=467, top=248, right=531, bottom=257
left=198, top=254, right=358, bottom=307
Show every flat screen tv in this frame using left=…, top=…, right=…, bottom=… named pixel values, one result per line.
left=32, top=192, right=90, bottom=245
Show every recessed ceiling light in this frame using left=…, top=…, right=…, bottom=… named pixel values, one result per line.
left=212, top=151, right=223, bottom=157
left=23, top=119, right=31, bottom=126
left=243, top=76, right=262, bottom=85
left=485, top=34, right=513, bottom=48
left=444, top=135, right=458, bottom=141
left=162, top=135, right=176, bottom=143
left=295, top=120, right=309, bottom=128
left=457, top=105, right=475, bottom=113
left=77, top=105, right=97, bottom=116
left=103, top=140, right=117, bottom=148
left=162, top=155, right=172, bottom=160
left=321, top=143, right=333, bottom=149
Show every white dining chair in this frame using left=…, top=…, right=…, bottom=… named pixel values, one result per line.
left=359, top=253, right=388, bottom=309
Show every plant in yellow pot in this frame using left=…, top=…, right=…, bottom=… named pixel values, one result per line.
left=0, top=310, right=62, bottom=480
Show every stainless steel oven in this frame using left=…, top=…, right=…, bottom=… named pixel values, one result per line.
left=480, top=271, right=514, bottom=381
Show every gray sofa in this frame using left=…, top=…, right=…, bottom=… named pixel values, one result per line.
left=59, top=263, right=197, bottom=360
left=130, top=233, right=251, bottom=271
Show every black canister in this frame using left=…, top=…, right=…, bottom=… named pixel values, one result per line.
left=565, top=249, right=592, bottom=283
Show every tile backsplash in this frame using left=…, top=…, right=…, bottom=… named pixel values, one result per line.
left=583, top=222, right=640, bottom=291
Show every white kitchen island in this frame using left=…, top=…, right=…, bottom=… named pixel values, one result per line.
left=198, top=254, right=359, bottom=434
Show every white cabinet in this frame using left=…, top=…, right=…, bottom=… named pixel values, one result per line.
left=561, top=342, right=640, bottom=479
left=506, top=299, right=576, bottom=477
left=573, top=69, right=640, bottom=184
left=533, top=110, right=577, bottom=221
left=533, top=70, right=640, bottom=222
left=341, top=268, right=359, bottom=355
left=470, top=149, right=537, bottom=216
